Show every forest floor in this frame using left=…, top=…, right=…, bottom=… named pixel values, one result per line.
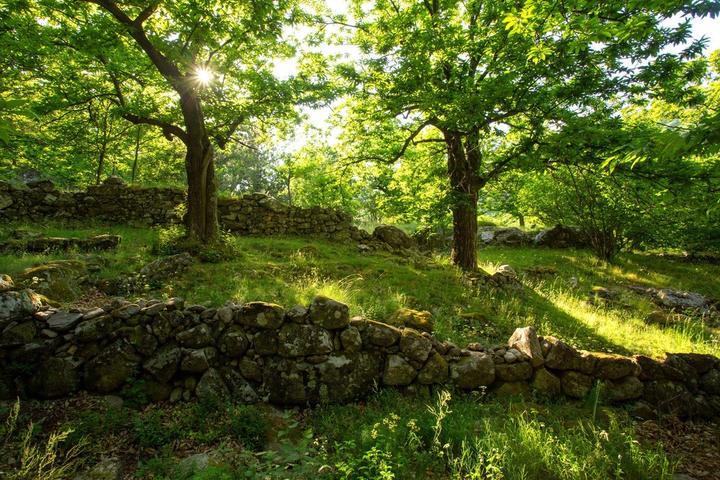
left=1, top=221, right=719, bottom=479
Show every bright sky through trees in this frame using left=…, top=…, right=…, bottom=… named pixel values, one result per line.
left=273, top=4, right=720, bottom=151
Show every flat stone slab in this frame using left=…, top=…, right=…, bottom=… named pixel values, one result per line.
left=47, top=312, right=83, bottom=332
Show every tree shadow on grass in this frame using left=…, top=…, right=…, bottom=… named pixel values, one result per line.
left=457, top=284, right=637, bottom=356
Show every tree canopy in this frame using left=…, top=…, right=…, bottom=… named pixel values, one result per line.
left=1, top=0, right=719, bottom=264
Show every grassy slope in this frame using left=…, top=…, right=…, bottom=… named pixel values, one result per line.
left=1, top=221, right=718, bottom=358
left=2, top=221, right=718, bottom=479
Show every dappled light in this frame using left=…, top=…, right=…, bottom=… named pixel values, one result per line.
left=2, top=0, right=720, bottom=477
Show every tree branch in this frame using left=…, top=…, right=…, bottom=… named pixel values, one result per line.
left=134, top=1, right=160, bottom=26
left=122, top=113, right=188, bottom=144
left=214, top=116, right=245, bottom=149
left=390, top=118, right=436, bottom=162
left=84, top=0, right=183, bottom=85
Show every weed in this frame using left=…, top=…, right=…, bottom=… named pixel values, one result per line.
left=1, top=400, right=86, bottom=480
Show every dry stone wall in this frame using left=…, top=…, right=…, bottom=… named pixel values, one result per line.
left=1, top=285, right=719, bottom=418
left=0, top=178, right=370, bottom=241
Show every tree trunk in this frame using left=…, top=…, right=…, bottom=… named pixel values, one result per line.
left=180, top=92, right=219, bottom=243
left=131, top=125, right=141, bottom=183
left=445, top=130, right=481, bottom=271
left=285, top=172, right=292, bottom=206
left=95, top=112, right=108, bottom=184
left=95, top=136, right=108, bottom=184
left=518, top=213, right=525, bottom=228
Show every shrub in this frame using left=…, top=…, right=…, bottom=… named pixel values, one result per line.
left=227, top=405, right=268, bottom=451
left=133, top=410, right=175, bottom=449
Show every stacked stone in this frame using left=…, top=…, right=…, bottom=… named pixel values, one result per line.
left=217, top=193, right=370, bottom=241
left=1, top=282, right=719, bottom=417
left=0, top=179, right=371, bottom=241
left=0, top=178, right=184, bottom=225
left=81, top=180, right=184, bottom=224
left=502, top=328, right=720, bottom=418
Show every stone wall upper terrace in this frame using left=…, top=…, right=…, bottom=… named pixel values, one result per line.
left=0, top=177, right=370, bottom=242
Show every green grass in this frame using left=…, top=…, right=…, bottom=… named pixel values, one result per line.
left=2, top=390, right=676, bottom=480
left=1, top=221, right=718, bottom=359
left=0, top=222, right=159, bottom=280
left=314, top=389, right=674, bottom=480
left=3, top=220, right=716, bottom=478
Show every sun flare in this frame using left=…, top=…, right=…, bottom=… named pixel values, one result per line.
left=194, top=67, right=213, bottom=86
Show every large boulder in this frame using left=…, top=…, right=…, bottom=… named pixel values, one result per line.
left=278, top=323, right=333, bottom=357
left=479, top=227, right=530, bottom=246
left=0, top=321, right=37, bottom=347
left=561, top=371, right=593, bottom=398
left=28, top=357, right=81, bottom=398
left=634, top=355, right=666, bottom=381
left=84, top=340, right=141, bottom=393
left=508, top=326, right=544, bottom=367
left=196, top=368, right=230, bottom=402
left=218, top=326, right=250, bottom=357
left=387, top=308, right=433, bottom=333
left=316, top=353, right=384, bottom=403
left=74, top=316, right=113, bottom=342
left=220, top=367, right=259, bottom=403
left=700, top=368, right=720, bottom=395
left=642, top=380, right=696, bottom=416
left=340, top=326, right=362, bottom=352
left=364, top=320, right=401, bottom=347
left=14, top=260, right=89, bottom=301
left=531, top=368, right=562, bottom=397
left=604, top=376, right=643, bottom=402
left=102, top=175, right=126, bottom=187
left=399, top=328, right=432, bottom=363
left=47, top=312, right=83, bottom=333
left=176, top=323, right=213, bottom=348
left=495, top=361, right=533, bottom=382
left=655, top=289, right=710, bottom=310
left=450, top=352, right=495, bottom=389
left=372, top=225, right=415, bottom=250
left=666, top=353, right=717, bottom=374
left=534, top=224, right=587, bottom=248
left=181, top=347, right=217, bottom=373
left=237, top=302, right=285, bottom=329
left=26, top=179, right=55, bottom=192
left=143, top=347, right=182, bottom=383
left=383, top=354, right=417, bottom=385
left=593, top=353, right=640, bottom=380
left=0, top=192, right=13, bottom=210
left=417, top=352, right=449, bottom=384
left=308, top=296, right=349, bottom=329
left=0, top=274, right=13, bottom=292
left=0, top=289, right=42, bottom=324
left=262, top=359, right=308, bottom=405
left=543, top=337, right=596, bottom=374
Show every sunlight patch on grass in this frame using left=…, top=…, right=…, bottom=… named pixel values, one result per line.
left=535, top=283, right=719, bottom=357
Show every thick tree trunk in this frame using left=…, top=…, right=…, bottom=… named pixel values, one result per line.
left=445, top=130, right=481, bottom=271
left=180, top=92, right=219, bottom=243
